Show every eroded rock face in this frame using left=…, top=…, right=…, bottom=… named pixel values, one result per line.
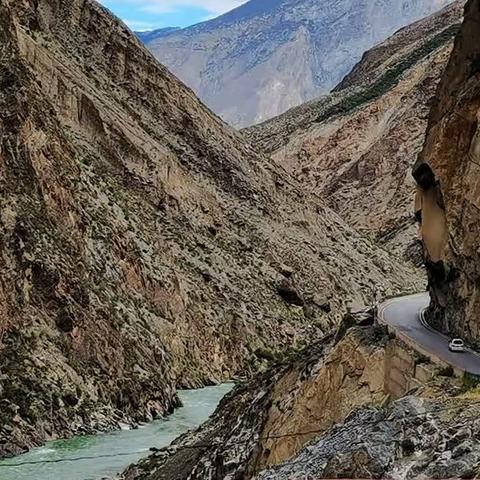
left=121, top=326, right=425, bottom=480
left=245, top=1, right=464, bottom=257
left=256, top=396, right=480, bottom=480
left=141, top=0, right=453, bottom=127
left=0, top=0, right=421, bottom=456
left=414, top=0, right=480, bottom=345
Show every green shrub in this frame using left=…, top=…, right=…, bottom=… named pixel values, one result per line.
left=438, top=365, right=454, bottom=377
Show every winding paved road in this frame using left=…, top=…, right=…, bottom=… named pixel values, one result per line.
left=378, top=293, right=480, bottom=376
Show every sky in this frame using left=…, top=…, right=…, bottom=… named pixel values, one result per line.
left=100, top=0, right=248, bottom=31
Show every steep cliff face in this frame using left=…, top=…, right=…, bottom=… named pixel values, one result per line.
left=414, top=0, right=480, bottom=345
left=141, top=0, right=453, bottom=127
left=0, top=0, right=421, bottom=457
left=122, top=324, right=433, bottom=480
left=246, top=1, right=464, bottom=257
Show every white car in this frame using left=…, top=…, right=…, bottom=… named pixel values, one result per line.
left=449, top=338, right=465, bottom=353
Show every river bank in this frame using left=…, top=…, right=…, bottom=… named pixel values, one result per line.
left=0, top=384, right=232, bottom=480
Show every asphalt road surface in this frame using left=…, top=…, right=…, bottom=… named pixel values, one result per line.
left=378, top=293, right=480, bottom=376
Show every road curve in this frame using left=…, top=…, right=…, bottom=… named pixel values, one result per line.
left=378, top=293, right=480, bottom=376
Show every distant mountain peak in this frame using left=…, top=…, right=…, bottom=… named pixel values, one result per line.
left=135, top=26, right=181, bottom=43
left=141, top=0, right=453, bottom=127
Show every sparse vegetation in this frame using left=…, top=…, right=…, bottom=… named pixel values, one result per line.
left=315, top=24, right=461, bottom=124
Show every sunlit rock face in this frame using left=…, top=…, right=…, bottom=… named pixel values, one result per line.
left=142, top=0, right=454, bottom=127
left=414, top=0, right=480, bottom=345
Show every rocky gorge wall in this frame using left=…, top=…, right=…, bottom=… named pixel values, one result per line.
left=0, top=0, right=422, bottom=457
left=255, top=394, right=480, bottom=480
left=414, top=0, right=480, bottom=345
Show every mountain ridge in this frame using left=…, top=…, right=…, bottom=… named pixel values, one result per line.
left=141, top=0, right=454, bottom=126
left=135, top=27, right=180, bottom=43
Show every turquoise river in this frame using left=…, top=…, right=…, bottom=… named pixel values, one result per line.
left=0, top=383, right=232, bottom=480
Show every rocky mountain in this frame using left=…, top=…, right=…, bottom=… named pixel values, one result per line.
left=141, top=0, right=453, bottom=127
left=120, top=3, right=480, bottom=480
left=255, top=394, right=480, bottom=480
left=414, top=0, right=480, bottom=346
left=0, top=0, right=420, bottom=457
left=246, top=1, right=464, bottom=258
